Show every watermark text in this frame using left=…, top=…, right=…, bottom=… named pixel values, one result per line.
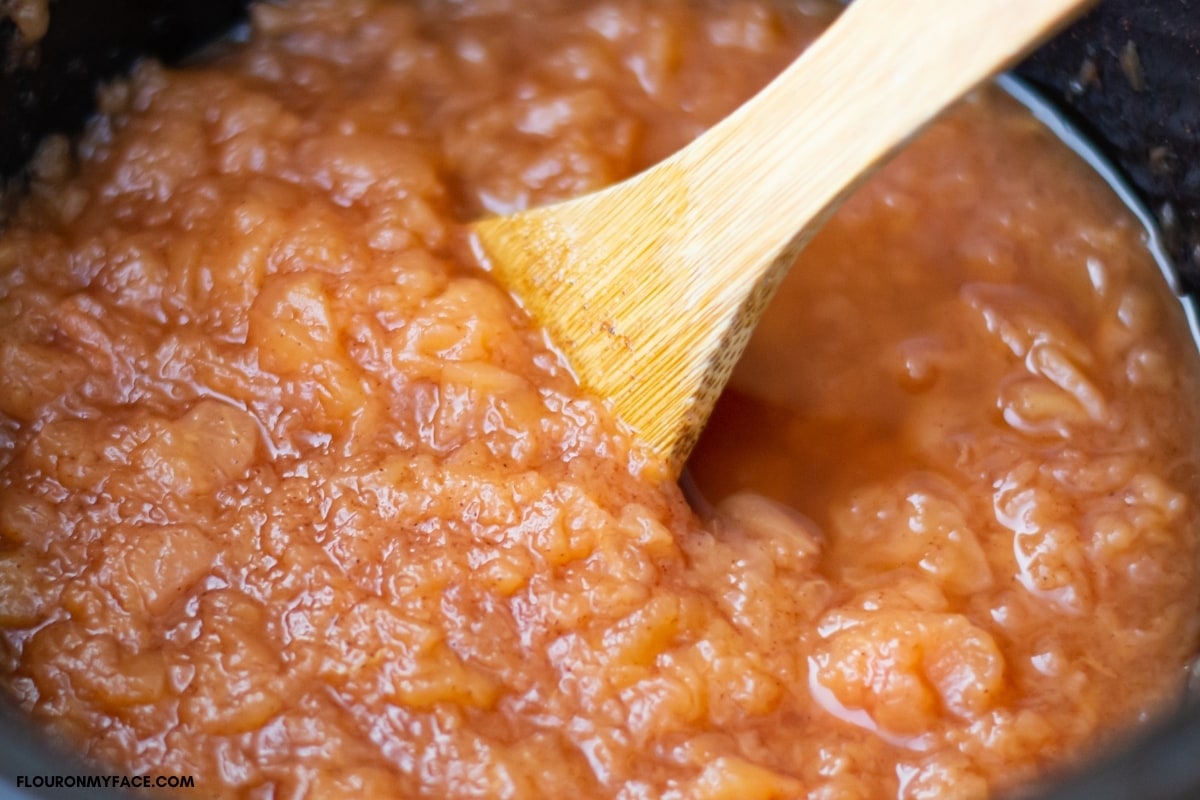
left=16, top=774, right=195, bottom=790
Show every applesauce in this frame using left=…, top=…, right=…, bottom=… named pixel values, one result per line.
left=0, top=1, right=1197, bottom=798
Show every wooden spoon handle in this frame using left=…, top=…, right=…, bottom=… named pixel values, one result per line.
left=628, top=0, right=1094, bottom=467
left=672, top=0, right=1095, bottom=273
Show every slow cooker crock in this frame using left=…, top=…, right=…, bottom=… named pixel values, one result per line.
left=2, top=1, right=1199, bottom=798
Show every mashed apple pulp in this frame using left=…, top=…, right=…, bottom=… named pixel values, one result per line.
left=0, top=0, right=1198, bottom=798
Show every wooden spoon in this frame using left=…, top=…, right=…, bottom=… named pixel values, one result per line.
left=472, top=0, right=1094, bottom=476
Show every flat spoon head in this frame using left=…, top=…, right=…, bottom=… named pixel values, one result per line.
left=472, top=0, right=1095, bottom=477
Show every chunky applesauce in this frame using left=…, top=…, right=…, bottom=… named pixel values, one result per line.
left=0, top=0, right=1198, bottom=798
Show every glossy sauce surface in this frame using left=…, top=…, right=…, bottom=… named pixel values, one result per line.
left=0, top=1, right=1197, bottom=798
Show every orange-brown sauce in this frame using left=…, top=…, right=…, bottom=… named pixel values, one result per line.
left=0, top=1, right=1197, bottom=798
left=691, top=79, right=1200, bottom=785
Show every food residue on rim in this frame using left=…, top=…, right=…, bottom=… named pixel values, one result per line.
left=2, top=0, right=49, bottom=46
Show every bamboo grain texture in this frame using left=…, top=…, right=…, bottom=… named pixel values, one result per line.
left=472, top=0, right=1095, bottom=476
